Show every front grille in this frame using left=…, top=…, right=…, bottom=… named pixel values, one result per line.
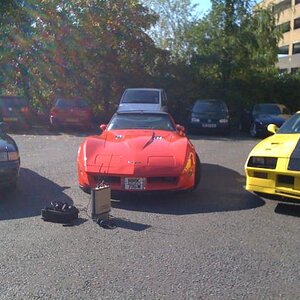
left=253, top=171, right=268, bottom=179
left=248, top=157, right=277, bottom=169
left=277, top=175, right=294, bottom=185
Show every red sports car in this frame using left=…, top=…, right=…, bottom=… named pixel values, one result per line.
left=77, top=111, right=201, bottom=193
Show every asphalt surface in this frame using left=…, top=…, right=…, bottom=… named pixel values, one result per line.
left=0, top=128, right=299, bottom=299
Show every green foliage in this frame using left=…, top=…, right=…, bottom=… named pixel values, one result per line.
left=0, top=0, right=299, bottom=122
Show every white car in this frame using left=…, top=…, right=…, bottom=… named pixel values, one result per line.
left=117, top=88, right=168, bottom=112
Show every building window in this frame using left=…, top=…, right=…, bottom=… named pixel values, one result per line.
left=291, top=67, right=300, bottom=74
left=278, top=45, right=289, bottom=55
left=293, top=42, right=300, bottom=54
left=272, top=0, right=291, bottom=14
left=294, top=18, right=300, bottom=30
left=277, top=21, right=290, bottom=33
left=278, top=68, right=288, bottom=74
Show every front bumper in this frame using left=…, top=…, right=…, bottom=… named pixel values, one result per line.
left=0, top=160, right=20, bottom=187
left=245, top=159, right=300, bottom=201
left=50, top=116, right=92, bottom=127
left=188, top=121, right=230, bottom=133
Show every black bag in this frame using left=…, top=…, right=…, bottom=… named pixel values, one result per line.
left=41, top=202, right=79, bottom=223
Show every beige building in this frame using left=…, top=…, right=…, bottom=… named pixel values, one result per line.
left=260, top=0, right=300, bottom=72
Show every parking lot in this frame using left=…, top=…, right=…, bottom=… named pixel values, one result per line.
left=0, top=129, right=299, bottom=299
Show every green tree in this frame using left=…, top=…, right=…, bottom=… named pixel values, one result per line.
left=187, top=0, right=281, bottom=104
left=142, top=0, right=197, bottom=61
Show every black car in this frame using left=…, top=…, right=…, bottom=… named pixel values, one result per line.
left=0, top=123, right=20, bottom=191
left=187, top=99, right=231, bottom=135
left=239, top=103, right=291, bottom=137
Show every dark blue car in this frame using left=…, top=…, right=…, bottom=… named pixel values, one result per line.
left=0, top=123, right=20, bottom=191
left=239, top=103, right=291, bottom=137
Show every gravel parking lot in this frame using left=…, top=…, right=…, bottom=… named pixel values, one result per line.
left=0, top=128, right=299, bottom=299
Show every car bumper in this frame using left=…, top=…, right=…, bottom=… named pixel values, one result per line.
left=78, top=170, right=195, bottom=192
left=2, top=116, right=31, bottom=129
left=0, top=160, right=20, bottom=187
left=188, top=122, right=230, bottom=133
left=245, top=166, right=300, bottom=201
left=50, top=116, right=92, bottom=127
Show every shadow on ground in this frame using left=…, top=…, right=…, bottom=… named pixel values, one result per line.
left=111, top=163, right=265, bottom=215
left=0, top=168, right=73, bottom=221
left=7, top=124, right=101, bottom=137
left=186, top=130, right=259, bottom=142
left=275, top=203, right=300, bottom=217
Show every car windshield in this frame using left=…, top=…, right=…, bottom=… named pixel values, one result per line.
left=193, top=101, right=227, bottom=113
left=0, top=97, right=27, bottom=108
left=277, top=113, right=300, bottom=134
left=122, top=90, right=160, bottom=104
left=253, top=104, right=282, bottom=116
left=55, top=99, right=89, bottom=108
left=107, top=113, right=175, bottom=131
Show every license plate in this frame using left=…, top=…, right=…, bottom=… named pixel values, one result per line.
left=3, top=117, right=18, bottom=122
left=124, top=177, right=145, bottom=190
left=202, top=123, right=216, bottom=128
left=66, top=118, right=77, bottom=122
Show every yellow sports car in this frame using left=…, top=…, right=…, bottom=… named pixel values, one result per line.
left=245, top=112, right=300, bottom=201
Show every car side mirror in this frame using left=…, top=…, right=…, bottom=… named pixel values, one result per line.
left=176, top=124, right=185, bottom=135
left=0, top=122, right=8, bottom=132
left=267, top=124, right=278, bottom=134
left=99, top=124, right=107, bottom=132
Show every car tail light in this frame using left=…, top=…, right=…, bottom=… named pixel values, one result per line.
left=21, top=107, right=29, bottom=113
left=51, top=108, right=60, bottom=116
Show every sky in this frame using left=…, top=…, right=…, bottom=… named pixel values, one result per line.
left=192, top=0, right=212, bottom=14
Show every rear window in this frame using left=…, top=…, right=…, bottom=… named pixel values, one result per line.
left=121, top=90, right=160, bottom=104
left=0, top=97, right=28, bottom=108
left=55, top=99, right=89, bottom=108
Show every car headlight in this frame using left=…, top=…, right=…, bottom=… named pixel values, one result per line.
left=8, top=151, right=19, bottom=161
left=191, top=117, right=200, bottom=123
left=0, top=151, right=19, bottom=161
left=0, top=152, right=8, bottom=162
left=183, top=153, right=194, bottom=176
left=247, top=156, right=277, bottom=169
left=219, top=119, right=228, bottom=123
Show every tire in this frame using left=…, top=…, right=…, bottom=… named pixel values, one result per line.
left=249, top=123, right=258, bottom=138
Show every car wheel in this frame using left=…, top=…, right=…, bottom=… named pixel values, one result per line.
left=249, top=123, right=258, bottom=138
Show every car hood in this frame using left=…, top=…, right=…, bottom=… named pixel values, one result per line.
left=81, top=130, right=190, bottom=175
left=249, top=133, right=300, bottom=158
left=254, top=114, right=290, bottom=125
